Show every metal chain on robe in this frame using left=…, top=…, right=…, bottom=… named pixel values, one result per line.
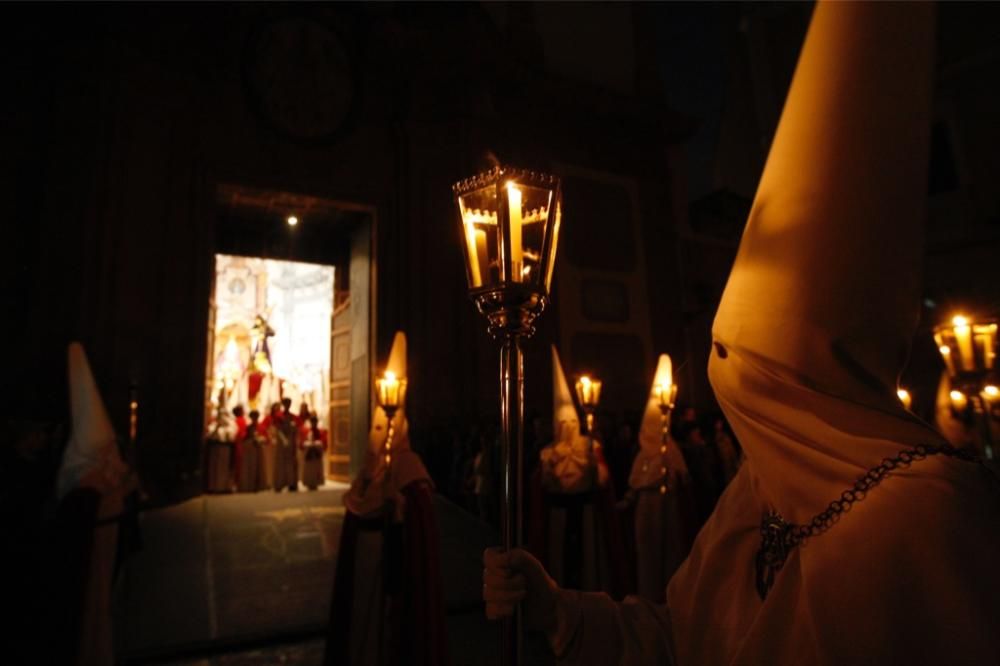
left=754, top=443, right=983, bottom=601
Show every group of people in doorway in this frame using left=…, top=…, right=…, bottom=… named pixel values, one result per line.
left=205, top=397, right=328, bottom=493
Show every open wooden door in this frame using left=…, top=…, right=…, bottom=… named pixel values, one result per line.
left=329, top=292, right=352, bottom=481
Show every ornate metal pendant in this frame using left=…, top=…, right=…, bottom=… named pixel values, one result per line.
left=754, top=511, right=794, bottom=600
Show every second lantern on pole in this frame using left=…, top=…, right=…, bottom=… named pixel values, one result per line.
left=454, top=165, right=562, bottom=666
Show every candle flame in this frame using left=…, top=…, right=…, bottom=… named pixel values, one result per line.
left=952, top=315, right=968, bottom=327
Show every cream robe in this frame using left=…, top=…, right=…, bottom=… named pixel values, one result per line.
left=551, top=3, right=1000, bottom=665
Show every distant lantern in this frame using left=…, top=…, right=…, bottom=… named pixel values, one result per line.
left=374, top=369, right=406, bottom=466
left=575, top=374, right=602, bottom=436
left=287, top=215, right=299, bottom=227
left=375, top=370, right=406, bottom=416
left=934, top=314, right=996, bottom=383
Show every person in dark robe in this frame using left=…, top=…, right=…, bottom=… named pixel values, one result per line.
left=325, top=332, right=447, bottom=666
left=301, top=415, right=327, bottom=490
left=528, top=345, right=630, bottom=599
left=231, top=405, right=247, bottom=487
left=237, top=410, right=265, bottom=492
left=275, top=397, right=298, bottom=491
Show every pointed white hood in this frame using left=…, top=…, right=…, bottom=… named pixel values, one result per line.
left=629, top=354, right=689, bottom=490
left=551, top=345, right=580, bottom=440
left=539, top=346, right=596, bottom=493
left=344, top=331, right=431, bottom=518
left=57, top=343, right=128, bottom=499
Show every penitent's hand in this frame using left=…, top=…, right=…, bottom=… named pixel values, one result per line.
left=483, top=547, right=561, bottom=639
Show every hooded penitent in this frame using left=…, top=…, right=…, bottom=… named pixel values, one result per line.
left=327, top=331, right=447, bottom=666
left=628, top=354, right=690, bottom=491
left=547, top=4, right=1000, bottom=664
left=539, top=345, right=594, bottom=493
left=57, top=342, right=129, bottom=504
left=57, top=343, right=133, bottom=666
left=343, top=331, right=431, bottom=518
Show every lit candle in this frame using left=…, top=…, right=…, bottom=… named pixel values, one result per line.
left=950, top=389, right=968, bottom=412
left=952, top=315, right=974, bottom=371
left=983, top=385, right=999, bottom=404
left=464, top=223, right=485, bottom=287
left=475, top=229, right=488, bottom=284
left=938, top=345, right=956, bottom=376
left=896, top=388, right=912, bottom=410
left=507, top=183, right=524, bottom=281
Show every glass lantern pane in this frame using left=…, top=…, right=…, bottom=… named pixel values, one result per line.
left=458, top=186, right=500, bottom=288
left=504, top=182, right=554, bottom=286
left=544, top=199, right=562, bottom=292
left=973, top=323, right=997, bottom=370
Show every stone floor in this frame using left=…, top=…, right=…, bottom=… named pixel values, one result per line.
left=114, top=484, right=553, bottom=665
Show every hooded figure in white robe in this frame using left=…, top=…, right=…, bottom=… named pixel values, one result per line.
left=56, top=343, right=137, bottom=666
left=530, top=346, right=627, bottom=596
left=490, top=4, right=1000, bottom=664
left=326, top=332, right=447, bottom=666
left=627, top=354, right=698, bottom=602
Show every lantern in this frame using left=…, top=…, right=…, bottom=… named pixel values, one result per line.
left=934, top=315, right=997, bottom=387
left=574, top=374, right=602, bottom=435
left=374, top=370, right=406, bottom=465
left=455, top=165, right=562, bottom=666
left=935, top=314, right=997, bottom=458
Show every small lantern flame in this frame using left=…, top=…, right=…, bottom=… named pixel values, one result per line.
left=575, top=375, right=602, bottom=410
left=896, top=388, right=912, bottom=410
left=950, top=389, right=969, bottom=412
left=375, top=370, right=406, bottom=413
left=654, top=382, right=678, bottom=412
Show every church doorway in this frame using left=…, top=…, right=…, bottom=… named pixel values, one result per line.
left=206, top=184, right=376, bottom=484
